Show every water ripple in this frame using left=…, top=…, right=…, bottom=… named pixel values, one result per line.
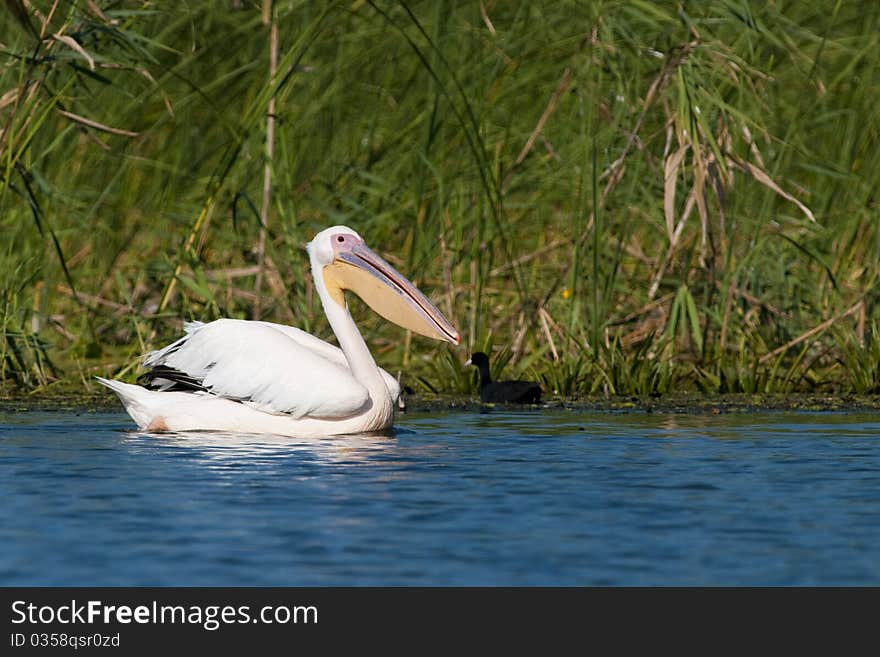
left=1, top=409, right=879, bottom=585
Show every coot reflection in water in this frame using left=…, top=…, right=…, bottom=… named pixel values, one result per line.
left=1, top=409, right=879, bottom=585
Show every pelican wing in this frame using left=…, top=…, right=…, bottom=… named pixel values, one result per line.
left=143, top=319, right=370, bottom=419
left=253, top=320, right=401, bottom=401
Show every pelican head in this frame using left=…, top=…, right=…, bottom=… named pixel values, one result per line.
left=307, top=225, right=460, bottom=345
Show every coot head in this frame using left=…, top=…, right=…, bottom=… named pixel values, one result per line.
left=465, top=352, right=490, bottom=368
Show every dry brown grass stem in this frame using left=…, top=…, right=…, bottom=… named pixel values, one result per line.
left=468, top=258, right=478, bottom=353
left=55, top=284, right=127, bottom=313
left=663, top=143, right=688, bottom=241
left=157, top=201, right=217, bottom=314
left=610, top=291, right=676, bottom=327
left=758, top=301, right=864, bottom=364
left=729, top=156, right=816, bottom=223
left=84, top=0, right=110, bottom=22
left=719, top=281, right=734, bottom=356
left=513, top=68, right=572, bottom=167
left=52, top=33, right=95, bottom=70
left=538, top=306, right=559, bottom=361
left=648, top=183, right=696, bottom=299
left=254, top=0, right=279, bottom=320
left=858, top=302, right=866, bottom=347
left=438, top=229, right=456, bottom=320
left=602, top=46, right=688, bottom=181
left=56, top=109, right=139, bottom=137
left=479, top=2, right=496, bottom=36
left=722, top=282, right=784, bottom=317
left=204, top=266, right=261, bottom=280
left=489, top=237, right=567, bottom=276
left=511, top=310, right=528, bottom=355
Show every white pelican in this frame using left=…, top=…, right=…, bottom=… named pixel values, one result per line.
left=98, top=225, right=460, bottom=436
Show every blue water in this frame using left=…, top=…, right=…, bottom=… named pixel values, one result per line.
left=1, top=409, right=878, bottom=585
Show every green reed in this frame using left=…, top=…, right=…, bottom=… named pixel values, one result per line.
left=1, top=1, right=879, bottom=397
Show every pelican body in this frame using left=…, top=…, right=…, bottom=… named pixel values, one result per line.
left=99, top=226, right=460, bottom=436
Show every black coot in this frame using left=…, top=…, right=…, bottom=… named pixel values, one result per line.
left=466, top=352, right=542, bottom=404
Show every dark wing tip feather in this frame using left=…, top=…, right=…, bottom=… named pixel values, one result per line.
left=138, top=365, right=208, bottom=393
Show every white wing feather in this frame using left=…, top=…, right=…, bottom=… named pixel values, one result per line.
left=253, top=320, right=400, bottom=401
left=144, top=319, right=370, bottom=419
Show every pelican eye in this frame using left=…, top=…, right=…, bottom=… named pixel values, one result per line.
left=336, top=235, right=345, bottom=243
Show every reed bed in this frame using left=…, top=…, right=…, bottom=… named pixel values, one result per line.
left=1, top=0, right=879, bottom=398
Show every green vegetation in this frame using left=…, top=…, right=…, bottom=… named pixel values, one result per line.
left=1, top=0, right=878, bottom=399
